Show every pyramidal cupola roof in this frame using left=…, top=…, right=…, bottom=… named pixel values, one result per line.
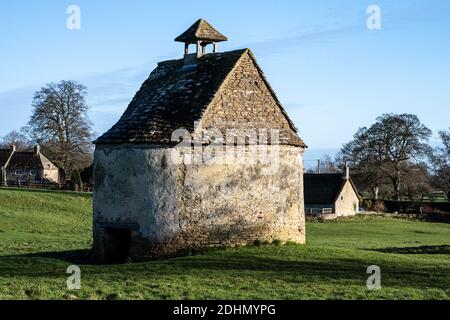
left=175, top=19, right=228, bottom=43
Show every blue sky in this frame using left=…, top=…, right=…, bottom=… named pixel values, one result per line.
left=1, top=0, right=449, bottom=166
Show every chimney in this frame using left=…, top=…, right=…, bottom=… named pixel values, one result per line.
left=345, top=161, right=350, bottom=180
left=10, top=145, right=16, bottom=153
left=34, top=144, right=40, bottom=155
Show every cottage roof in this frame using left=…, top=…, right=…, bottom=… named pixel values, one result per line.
left=0, top=149, right=57, bottom=171
left=304, top=173, right=359, bottom=205
left=175, top=19, right=228, bottom=43
left=7, top=152, right=44, bottom=170
left=95, top=49, right=306, bottom=147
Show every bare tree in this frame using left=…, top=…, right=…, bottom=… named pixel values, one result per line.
left=339, top=114, right=432, bottom=200
left=318, top=154, right=340, bottom=173
left=26, top=80, right=93, bottom=178
left=0, top=130, right=32, bottom=150
left=429, top=129, right=450, bottom=200
left=337, top=143, right=387, bottom=200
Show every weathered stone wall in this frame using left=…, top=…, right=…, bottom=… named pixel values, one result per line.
left=93, top=144, right=305, bottom=261
left=93, top=145, right=181, bottom=261
left=335, top=180, right=359, bottom=217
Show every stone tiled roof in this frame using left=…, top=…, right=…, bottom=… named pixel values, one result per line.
left=94, top=49, right=306, bottom=147
left=0, top=149, right=57, bottom=171
left=304, top=173, right=358, bottom=205
left=7, top=152, right=45, bottom=170
left=175, top=19, right=228, bottom=43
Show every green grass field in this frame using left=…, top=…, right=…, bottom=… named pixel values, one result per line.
left=0, top=188, right=449, bottom=300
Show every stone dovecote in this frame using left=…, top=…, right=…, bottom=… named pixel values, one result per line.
left=92, top=20, right=307, bottom=263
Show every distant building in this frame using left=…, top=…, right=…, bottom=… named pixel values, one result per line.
left=304, top=165, right=359, bottom=217
left=0, top=145, right=59, bottom=186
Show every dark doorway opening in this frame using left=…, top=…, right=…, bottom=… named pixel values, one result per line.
left=103, top=228, right=131, bottom=264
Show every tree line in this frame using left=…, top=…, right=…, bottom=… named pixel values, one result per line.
left=1, top=81, right=449, bottom=199
left=314, top=113, right=450, bottom=202
left=0, top=80, right=93, bottom=181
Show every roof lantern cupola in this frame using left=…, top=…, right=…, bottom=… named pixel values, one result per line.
left=175, top=19, right=228, bottom=59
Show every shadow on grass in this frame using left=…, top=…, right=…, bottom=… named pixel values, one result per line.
left=371, top=245, right=450, bottom=255
left=26, top=249, right=94, bottom=264
left=0, top=249, right=93, bottom=265
left=0, top=247, right=449, bottom=292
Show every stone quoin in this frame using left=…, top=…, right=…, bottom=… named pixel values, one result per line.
left=92, top=19, right=308, bottom=263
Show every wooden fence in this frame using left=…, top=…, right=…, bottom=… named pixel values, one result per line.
left=306, top=208, right=334, bottom=215
left=2, top=181, right=93, bottom=193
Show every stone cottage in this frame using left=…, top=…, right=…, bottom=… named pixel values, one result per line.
left=304, top=165, right=360, bottom=218
left=0, top=145, right=59, bottom=186
left=92, top=19, right=307, bottom=263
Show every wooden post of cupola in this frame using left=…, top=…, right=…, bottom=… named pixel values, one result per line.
left=196, top=41, right=203, bottom=58
left=201, top=42, right=207, bottom=56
